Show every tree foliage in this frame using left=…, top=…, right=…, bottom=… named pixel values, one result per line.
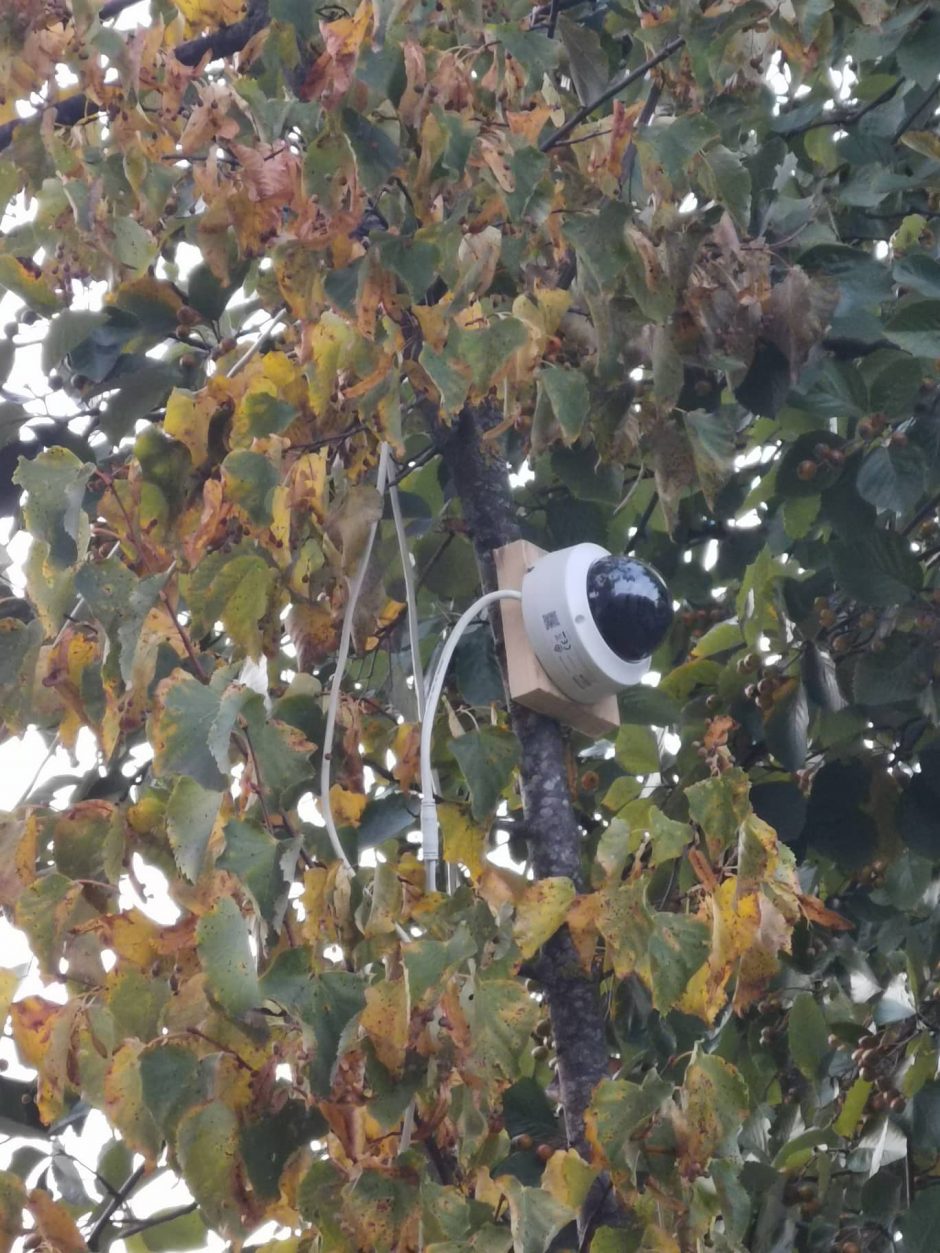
left=1, top=0, right=940, bottom=1249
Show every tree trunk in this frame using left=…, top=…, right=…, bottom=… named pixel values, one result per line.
left=437, top=403, right=622, bottom=1232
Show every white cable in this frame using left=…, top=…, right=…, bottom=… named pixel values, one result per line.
left=388, top=477, right=425, bottom=719
left=419, top=589, right=522, bottom=892
left=320, top=444, right=392, bottom=871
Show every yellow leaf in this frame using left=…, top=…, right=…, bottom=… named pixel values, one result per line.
left=329, top=785, right=366, bottom=827
left=566, top=894, right=601, bottom=972
left=103, top=1041, right=161, bottom=1164
left=0, top=970, right=19, bottom=1030
left=541, top=1148, right=598, bottom=1211
left=391, top=723, right=421, bottom=792
left=0, top=255, right=59, bottom=314
left=163, top=388, right=217, bottom=466
left=439, top=803, right=486, bottom=881
left=300, top=862, right=352, bottom=952
left=360, top=975, right=410, bottom=1075
left=176, top=0, right=245, bottom=31
left=287, top=451, right=328, bottom=523
left=676, top=877, right=760, bottom=1024
left=733, top=895, right=792, bottom=1014
left=513, top=877, right=576, bottom=960
left=10, top=996, right=59, bottom=1071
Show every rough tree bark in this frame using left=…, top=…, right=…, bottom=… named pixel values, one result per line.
left=437, top=403, right=622, bottom=1233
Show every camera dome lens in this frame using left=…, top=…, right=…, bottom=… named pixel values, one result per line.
left=586, top=556, right=673, bottom=662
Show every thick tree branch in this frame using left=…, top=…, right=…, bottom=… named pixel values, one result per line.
left=0, top=0, right=270, bottom=154
left=437, top=402, right=622, bottom=1232
left=541, top=37, right=684, bottom=152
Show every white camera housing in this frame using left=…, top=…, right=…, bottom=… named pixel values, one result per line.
left=520, top=543, right=666, bottom=704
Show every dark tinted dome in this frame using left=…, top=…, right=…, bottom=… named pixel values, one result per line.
left=586, top=556, right=673, bottom=662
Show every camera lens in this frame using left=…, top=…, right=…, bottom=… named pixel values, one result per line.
left=586, top=556, right=673, bottom=662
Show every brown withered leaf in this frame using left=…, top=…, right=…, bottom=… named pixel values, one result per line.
left=763, top=267, right=838, bottom=380
left=798, top=892, right=854, bottom=931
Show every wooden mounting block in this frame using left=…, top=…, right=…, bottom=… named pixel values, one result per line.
left=494, top=540, right=620, bottom=739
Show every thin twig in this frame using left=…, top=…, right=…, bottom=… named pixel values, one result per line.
left=785, top=78, right=904, bottom=138
left=894, top=79, right=940, bottom=144
left=622, top=81, right=661, bottom=197
left=624, top=491, right=659, bottom=553
left=115, top=1203, right=198, bottom=1240
left=160, top=588, right=210, bottom=684
left=540, top=37, right=684, bottom=152
left=86, top=1163, right=145, bottom=1251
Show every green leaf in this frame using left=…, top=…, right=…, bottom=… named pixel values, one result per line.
left=685, top=769, right=751, bottom=852
left=184, top=548, right=278, bottom=660
left=613, top=724, right=660, bottom=774
left=898, top=1183, right=940, bottom=1253
left=132, top=1206, right=207, bottom=1252
left=42, top=311, right=108, bottom=373
left=853, top=633, right=931, bottom=705
left=830, top=529, right=921, bottom=605
left=74, top=558, right=166, bottom=684
left=764, top=678, right=809, bottom=772
left=896, top=12, right=940, bottom=88
left=449, top=318, right=527, bottom=391
left=221, top=450, right=280, bottom=525
left=558, top=15, right=608, bottom=108
left=165, top=777, right=221, bottom=883
left=449, top=728, right=520, bottom=820
left=501, top=1078, right=559, bottom=1141
left=111, top=218, right=154, bottom=273
left=342, top=108, right=400, bottom=189
left=866, top=353, right=924, bottom=420
left=218, top=817, right=289, bottom=927
left=420, top=344, right=469, bottom=414
left=138, top=1041, right=205, bottom=1139
left=894, top=253, right=940, bottom=300
left=680, top=1050, right=748, bottom=1161
left=696, top=144, right=751, bottom=228
left=502, top=1176, right=574, bottom=1253
left=856, top=445, right=926, bottom=516
left=586, top=1073, right=673, bottom=1172
left=462, top=975, right=539, bottom=1082
left=13, top=447, right=92, bottom=568
left=240, top=1101, right=326, bottom=1201
left=648, top=808, right=690, bottom=864
left=237, top=691, right=315, bottom=810
left=691, top=620, right=743, bottom=659
left=151, top=671, right=227, bottom=791
left=176, top=1101, right=245, bottom=1240
left=538, top=365, right=590, bottom=444
left=647, top=112, right=719, bottom=182
left=617, top=683, right=680, bottom=726
left=187, top=260, right=249, bottom=321
left=377, top=234, right=439, bottom=300
left=833, top=1077, right=872, bottom=1137
left=196, top=896, right=260, bottom=1017
left=260, top=952, right=366, bottom=1096
left=649, top=912, right=710, bottom=1012
left=788, top=991, right=829, bottom=1078
left=885, top=300, right=940, bottom=357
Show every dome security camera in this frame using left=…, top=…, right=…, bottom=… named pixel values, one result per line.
left=520, top=543, right=673, bottom=704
